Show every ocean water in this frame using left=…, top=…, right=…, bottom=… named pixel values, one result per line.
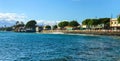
left=0, top=32, right=120, bottom=61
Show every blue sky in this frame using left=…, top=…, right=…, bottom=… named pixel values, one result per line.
left=0, top=0, right=120, bottom=26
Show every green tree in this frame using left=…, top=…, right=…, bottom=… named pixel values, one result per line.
left=15, top=21, right=24, bottom=27
left=69, top=20, right=79, bottom=27
left=82, top=19, right=99, bottom=29
left=25, top=20, right=37, bottom=28
left=58, top=21, right=69, bottom=28
left=88, top=19, right=99, bottom=26
left=6, top=27, right=13, bottom=31
left=98, top=18, right=110, bottom=29
left=117, top=15, right=120, bottom=23
left=15, top=24, right=24, bottom=28
left=53, top=25, right=57, bottom=30
left=92, top=19, right=99, bottom=25
left=82, top=19, right=90, bottom=28
left=99, top=18, right=110, bottom=24
left=88, top=19, right=93, bottom=26
left=45, top=25, right=51, bottom=30
left=14, top=21, right=25, bottom=32
left=82, top=19, right=91, bottom=25
left=16, top=21, right=19, bottom=25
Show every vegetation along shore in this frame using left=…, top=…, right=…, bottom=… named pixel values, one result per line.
left=0, top=15, right=120, bottom=36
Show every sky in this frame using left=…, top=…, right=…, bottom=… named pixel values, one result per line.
left=0, top=0, right=120, bottom=26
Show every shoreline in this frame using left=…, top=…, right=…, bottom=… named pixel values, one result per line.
left=2, top=30, right=120, bottom=36
left=41, top=30, right=120, bottom=36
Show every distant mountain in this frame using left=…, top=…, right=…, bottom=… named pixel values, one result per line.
left=0, top=13, right=26, bottom=27
left=0, top=20, right=16, bottom=27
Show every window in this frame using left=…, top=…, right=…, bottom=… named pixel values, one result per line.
left=114, top=22, right=116, bottom=24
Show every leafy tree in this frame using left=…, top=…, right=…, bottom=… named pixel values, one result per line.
left=82, top=19, right=101, bottom=29
left=15, top=21, right=24, bottom=27
left=92, top=19, right=99, bottom=25
left=99, top=18, right=110, bottom=24
left=0, top=27, right=13, bottom=31
left=16, top=21, right=19, bottom=25
left=25, top=20, right=37, bottom=28
left=98, top=18, right=110, bottom=29
left=82, top=19, right=92, bottom=29
left=15, top=24, right=24, bottom=28
left=45, top=25, right=51, bottom=30
left=117, top=15, right=120, bottom=23
left=6, top=27, right=13, bottom=31
left=69, top=20, right=79, bottom=27
left=82, top=18, right=110, bottom=29
left=88, top=19, right=93, bottom=26
left=53, top=25, right=57, bottom=30
left=14, top=21, right=25, bottom=32
left=82, top=19, right=91, bottom=25
left=58, top=21, right=69, bottom=28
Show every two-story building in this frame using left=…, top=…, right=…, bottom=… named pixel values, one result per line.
left=110, top=18, right=120, bottom=30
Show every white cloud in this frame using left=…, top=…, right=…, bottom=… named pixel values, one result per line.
left=36, top=20, right=61, bottom=26
left=0, top=13, right=69, bottom=27
left=0, top=13, right=26, bottom=27
left=36, top=20, right=70, bottom=26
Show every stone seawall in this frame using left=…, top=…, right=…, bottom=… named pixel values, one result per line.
left=41, top=30, right=120, bottom=36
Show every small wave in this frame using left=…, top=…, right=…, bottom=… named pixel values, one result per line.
left=14, top=57, right=31, bottom=61
left=64, top=33, right=100, bottom=36
left=40, top=57, right=69, bottom=61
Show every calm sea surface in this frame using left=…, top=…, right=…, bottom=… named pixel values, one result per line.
left=0, top=32, right=120, bottom=61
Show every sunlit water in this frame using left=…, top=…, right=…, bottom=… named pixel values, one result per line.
left=0, top=32, right=120, bottom=61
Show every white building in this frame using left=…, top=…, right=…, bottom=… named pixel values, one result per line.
left=110, top=18, right=120, bottom=30
left=36, top=26, right=40, bottom=32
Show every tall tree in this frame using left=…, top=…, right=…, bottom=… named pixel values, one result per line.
left=69, top=20, right=79, bottom=27
left=58, top=21, right=69, bottom=28
left=82, top=19, right=91, bottom=25
left=45, top=25, right=51, bottom=30
left=16, top=21, right=19, bottom=25
left=92, top=19, right=99, bottom=25
left=53, top=25, right=57, bottom=30
left=25, top=20, right=37, bottom=28
left=45, top=25, right=51, bottom=28
left=117, top=15, right=120, bottom=23
left=15, top=21, right=25, bottom=29
left=98, top=18, right=110, bottom=29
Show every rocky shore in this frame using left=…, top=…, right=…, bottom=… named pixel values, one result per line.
left=41, top=30, right=120, bottom=36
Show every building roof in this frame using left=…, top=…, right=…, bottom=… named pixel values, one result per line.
left=110, top=18, right=117, bottom=21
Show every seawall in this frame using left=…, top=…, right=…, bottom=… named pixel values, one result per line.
left=41, top=30, right=120, bottom=36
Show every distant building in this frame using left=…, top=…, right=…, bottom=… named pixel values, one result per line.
left=43, top=26, right=51, bottom=30
left=14, top=21, right=25, bottom=32
left=81, top=25, right=90, bottom=30
left=82, top=25, right=87, bottom=29
left=65, top=26, right=73, bottom=30
left=110, top=18, right=120, bottom=30
left=91, top=24, right=104, bottom=30
left=65, top=25, right=81, bottom=30
left=36, top=26, right=43, bottom=32
left=18, top=27, right=26, bottom=32
left=14, top=26, right=25, bottom=32
left=81, top=24, right=104, bottom=30
left=36, top=26, right=40, bottom=32
left=25, top=28, right=36, bottom=32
